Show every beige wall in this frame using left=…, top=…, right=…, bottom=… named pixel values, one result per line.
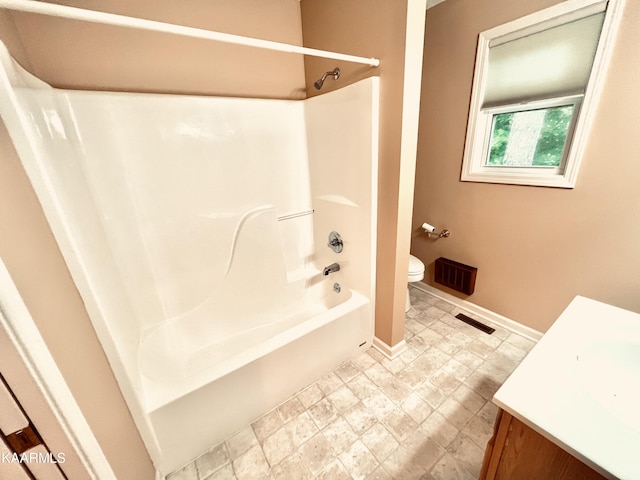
left=413, top=0, right=640, bottom=332
left=6, top=0, right=305, bottom=98
left=0, top=1, right=306, bottom=477
left=301, top=0, right=411, bottom=347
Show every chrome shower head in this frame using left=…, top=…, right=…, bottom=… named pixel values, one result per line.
left=314, top=68, right=341, bottom=90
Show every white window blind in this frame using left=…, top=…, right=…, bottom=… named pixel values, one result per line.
left=483, top=12, right=605, bottom=108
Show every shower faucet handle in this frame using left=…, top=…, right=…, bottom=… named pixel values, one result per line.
left=328, top=231, right=343, bottom=253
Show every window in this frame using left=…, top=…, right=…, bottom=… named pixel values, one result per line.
left=461, top=0, right=624, bottom=188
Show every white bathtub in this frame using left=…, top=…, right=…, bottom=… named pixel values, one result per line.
left=0, top=41, right=379, bottom=476
left=139, top=281, right=361, bottom=408
left=145, top=287, right=371, bottom=474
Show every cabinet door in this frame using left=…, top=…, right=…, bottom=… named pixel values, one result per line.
left=482, top=409, right=608, bottom=480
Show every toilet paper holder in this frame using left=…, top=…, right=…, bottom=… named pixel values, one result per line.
left=422, top=222, right=450, bottom=238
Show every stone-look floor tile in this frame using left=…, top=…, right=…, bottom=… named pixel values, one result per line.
left=378, top=377, right=412, bottom=404
left=441, top=358, right=473, bottom=382
left=429, top=370, right=462, bottom=396
left=308, top=398, right=339, bottom=430
left=322, top=417, right=359, bottom=456
left=296, top=383, right=324, bottom=409
left=400, top=392, right=433, bottom=424
left=432, top=320, right=457, bottom=335
left=277, top=396, right=306, bottom=423
left=462, top=414, right=494, bottom=450
left=452, top=349, right=484, bottom=371
left=484, top=349, right=522, bottom=374
left=339, top=440, right=379, bottom=480
left=433, top=338, right=464, bottom=356
left=285, top=411, right=318, bottom=447
left=353, top=351, right=378, bottom=372
left=433, top=300, right=455, bottom=312
left=424, top=305, right=449, bottom=319
left=251, top=409, right=283, bottom=443
left=195, top=443, right=229, bottom=479
left=419, top=348, right=451, bottom=371
left=475, top=362, right=511, bottom=384
left=315, top=371, right=344, bottom=395
left=466, top=340, right=496, bottom=359
left=344, top=402, right=378, bottom=434
left=362, top=390, right=396, bottom=419
left=382, top=445, right=427, bottom=479
left=420, top=411, right=460, bottom=448
left=495, top=339, right=528, bottom=362
left=364, top=363, right=395, bottom=386
left=167, top=463, right=198, bottom=480
left=398, top=346, right=420, bottom=364
left=446, top=432, right=485, bottom=478
left=298, top=432, right=334, bottom=476
left=463, top=371, right=501, bottom=400
left=202, top=463, right=236, bottom=480
left=232, top=445, right=271, bottom=480
left=315, top=459, right=351, bottom=480
left=505, top=332, right=536, bottom=352
left=360, top=422, right=399, bottom=463
left=268, top=453, right=312, bottom=480
left=261, top=426, right=295, bottom=467
left=382, top=409, right=419, bottom=442
left=417, top=327, right=444, bottom=345
left=348, top=373, right=380, bottom=400
left=328, top=385, right=360, bottom=413
left=226, top=426, right=259, bottom=461
left=401, top=430, right=446, bottom=471
left=365, top=466, right=394, bottom=480
left=380, top=356, right=407, bottom=374
left=451, top=384, right=486, bottom=414
left=396, top=365, right=425, bottom=390
left=407, top=334, right=429, bottom=353
left=447, top=330, right=474, bottom=348
left=335, top=361, right=361, bottom=382
left=436, top=398, right=476, bottom=430
left=477, top=400, right=499, bottom=425
left=476, top=332, right=503, bottom=350
left=414, top=381, right=447, bottom=409
left=425, top=452, right=476, bottom=480
left=405, top=318, right=427, bottom=335
left=366, top=347, right=386, bottom=363
left=489, top=324, right=510, bottom=340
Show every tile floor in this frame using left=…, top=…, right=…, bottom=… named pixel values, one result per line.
left=167, top=286, right=536, bottom=480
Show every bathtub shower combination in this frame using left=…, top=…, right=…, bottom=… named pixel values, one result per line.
left=0, top=42, right=379, bottom=475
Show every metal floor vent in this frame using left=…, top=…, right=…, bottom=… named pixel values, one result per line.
left=455, top=313, right=495, bottom=335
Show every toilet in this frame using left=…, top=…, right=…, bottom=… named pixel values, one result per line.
left=406, top=254, right=425, bottom=312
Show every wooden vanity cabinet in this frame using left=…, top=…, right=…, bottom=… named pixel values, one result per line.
left=479, top=409, right=608, bottom=480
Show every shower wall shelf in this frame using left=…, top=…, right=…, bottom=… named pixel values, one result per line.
left=0, top=0, right=380, bottom=67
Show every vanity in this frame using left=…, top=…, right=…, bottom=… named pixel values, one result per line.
left=480, top=296, right=640, bottom=480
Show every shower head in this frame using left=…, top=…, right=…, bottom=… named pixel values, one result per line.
left=313, top=68, right=341, bottom=90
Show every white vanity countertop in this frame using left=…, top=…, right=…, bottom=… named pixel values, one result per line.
left=493, top=295, right=640, bottom=480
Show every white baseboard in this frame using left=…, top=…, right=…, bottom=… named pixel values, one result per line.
left=412, top=283, right=543, bottom=342
left=372, top=337, right=408, bottom=360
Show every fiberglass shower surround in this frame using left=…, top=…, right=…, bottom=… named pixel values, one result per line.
left=0, top=42, right=379, bottom=475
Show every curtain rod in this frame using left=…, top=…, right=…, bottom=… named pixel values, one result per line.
left=0, top=0, right=381, bottom=67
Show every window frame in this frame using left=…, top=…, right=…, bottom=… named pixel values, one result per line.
left=460, top=0, right=625, bottom=188
left=482, top=94, right=582, bottom=176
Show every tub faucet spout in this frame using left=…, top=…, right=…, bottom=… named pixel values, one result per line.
left=323, top=263, right=340, bottom=276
